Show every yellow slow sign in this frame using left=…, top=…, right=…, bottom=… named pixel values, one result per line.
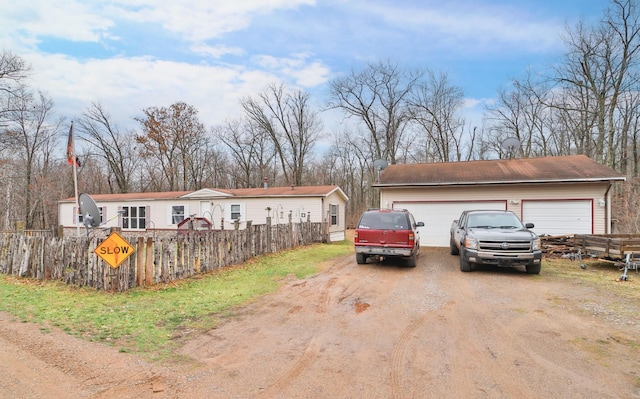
left=94, top=231, right=135, bottom=268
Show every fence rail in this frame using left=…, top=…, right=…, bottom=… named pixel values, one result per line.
left=0, top=221, right=327, bottom=291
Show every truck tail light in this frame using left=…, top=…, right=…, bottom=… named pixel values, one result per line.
left=408, top=232, right=415, bottom=246
left=354, top=231, right=359, bottom=243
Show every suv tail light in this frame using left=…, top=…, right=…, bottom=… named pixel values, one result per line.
left=408, top=232, right=415, bottom=246
left=354, top=230, right=359, bottom=243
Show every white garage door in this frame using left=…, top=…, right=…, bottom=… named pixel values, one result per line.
left=522, top=200, right=592, bottom=236
left=395, top=201, right=507, bottom=247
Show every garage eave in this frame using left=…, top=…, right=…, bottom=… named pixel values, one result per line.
left=373, top=177, right=627, bottom=188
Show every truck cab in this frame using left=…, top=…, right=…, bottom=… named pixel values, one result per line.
left=450, top=210, right=542, bottom=274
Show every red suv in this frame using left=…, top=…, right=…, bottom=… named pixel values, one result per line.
left=354, top=208, right=424, bottom=267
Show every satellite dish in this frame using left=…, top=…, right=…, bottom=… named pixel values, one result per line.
left=79, top=193, right=101, bottom=229
left=500, top=137, right=521, bottom=160
left=373, top=159, right=389, bottom=171
left=373, top=159, right=389, bottom=183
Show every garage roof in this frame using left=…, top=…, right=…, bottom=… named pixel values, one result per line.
left=375, top=155, right=626, bottom=187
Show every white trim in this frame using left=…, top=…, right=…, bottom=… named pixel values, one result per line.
left=183, top=188, right=233, bottom=198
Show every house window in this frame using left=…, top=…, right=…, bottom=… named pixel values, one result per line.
left=330, top=204, right=339, bottom=226
left=231, top=204, right=241, bottom=220
left=171, top=205, right=185, bottom=224
left=122, top=206, right=146, bottom=230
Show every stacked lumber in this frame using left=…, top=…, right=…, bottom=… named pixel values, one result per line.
left=540, top=235, right=575, bottom=258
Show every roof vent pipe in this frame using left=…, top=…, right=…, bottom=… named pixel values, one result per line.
left=263, top=177, right=268, bottom=189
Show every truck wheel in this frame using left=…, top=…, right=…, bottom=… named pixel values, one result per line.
left=406, top=253, right=417, bottom=268
left=356, top=253, right=366, bottom=264
left=450, top=237, right=459, bottom=255
left=459, top=250, right=472, bottom=272
left=526, top=263, right=541, bottom=274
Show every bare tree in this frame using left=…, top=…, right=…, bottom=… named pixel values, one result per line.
left=409, top=71, right=467, bottom=162
left=76, top=102, right=140, bottom=193
left=1, top=87, right=59, bottom=229
left=186, top=141, right=229, bottom=190
left=323, top=129, right=381, bottom=220
left=0, top=50, right=31, bottom=111
left=327, top=60, right=423, bottom=164
left=241, top=83, right=320, bottom=186
left=554, top=0, right=640, bottom=167
left=484, top=75, right=556, bottom=158
left=213, top=118, right=276, bottom=188
left=135, top=102, right=210, bottom=191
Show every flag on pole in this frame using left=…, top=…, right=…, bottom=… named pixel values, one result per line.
left=66, top=122, right=80, bottom=167
left=67, top=121, right=81, bottom=236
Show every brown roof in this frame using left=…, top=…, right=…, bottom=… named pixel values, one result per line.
left=375, top=155, right=626, bottom=187
left=60, top=186, right=347, bottom=203
left=218, top=185, right=345, bottom=198
left=60, top=191, right=192, bottom=203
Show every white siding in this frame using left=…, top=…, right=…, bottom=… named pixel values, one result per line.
left=58, top=188, right=344, bottom=241
left=209, top=197, right=328, bottom=230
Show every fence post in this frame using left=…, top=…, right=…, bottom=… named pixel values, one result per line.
left=266, top=216, right=272, bottom=253
left=145, top=237, right=154, bottom=286
left=288, top=211, right=294, bottom=247
left=136, top=237, right=145, bottom=287
left=246, top=220, right=253, bottom=257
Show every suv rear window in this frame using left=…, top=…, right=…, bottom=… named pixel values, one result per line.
left=358, top=212, right=409, bottom=230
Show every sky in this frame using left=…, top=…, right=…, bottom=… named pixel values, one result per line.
left=0, top=0, right=610, bottom=141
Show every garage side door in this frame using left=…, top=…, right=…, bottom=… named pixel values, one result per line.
left=396, top=201, right=506, bottom=247
left=522, top=200, right=592, bottom=236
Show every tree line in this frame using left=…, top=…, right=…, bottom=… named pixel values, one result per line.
left=2, top=0, right=640, bottom=231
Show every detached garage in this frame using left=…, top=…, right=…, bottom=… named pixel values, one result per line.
left=374, top=155, right=626, bottom=247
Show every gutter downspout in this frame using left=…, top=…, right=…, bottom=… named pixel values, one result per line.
left=604, top=182, right=612, bottom=234
left=321, top=197, right=327, bottom=243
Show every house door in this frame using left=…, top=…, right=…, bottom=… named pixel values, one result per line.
left=200, top=201, right=212, bottom=220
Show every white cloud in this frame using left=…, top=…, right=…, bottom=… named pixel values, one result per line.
left=254, top=53, right=331, bottom=87
left=0, top=0, right=605, bottom=141
left=351, top=1, right=566, bottom=54
left=2, top=0, right=317, bottom=49
left=189, top=43, right=246, bottom=59
left=23, top=52, right=283, bottom=129
left=111, top=0, right=316, bottom=42
left=0, top=1, right=113, bottom=49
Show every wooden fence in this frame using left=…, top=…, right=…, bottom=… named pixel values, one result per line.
left=0, top=221, right=327, bottom=291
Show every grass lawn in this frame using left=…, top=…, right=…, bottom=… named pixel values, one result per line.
left=0, top=241, right=353, bottom=361
left=2, top=243, right=639, bottom=361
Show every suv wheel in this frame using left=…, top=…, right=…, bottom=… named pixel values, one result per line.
left=356, top=253, right=367, bottom=264
left=406, top=253, right=417, bottom=268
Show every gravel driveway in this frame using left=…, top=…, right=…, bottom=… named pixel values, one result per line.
left=1, top=247, right=640, bottom=398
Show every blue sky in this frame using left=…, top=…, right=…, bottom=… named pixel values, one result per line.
left=0, top=0, right=609, bottom=135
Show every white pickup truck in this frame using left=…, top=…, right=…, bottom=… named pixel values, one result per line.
left=450, top=210, right=542, bottom=274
